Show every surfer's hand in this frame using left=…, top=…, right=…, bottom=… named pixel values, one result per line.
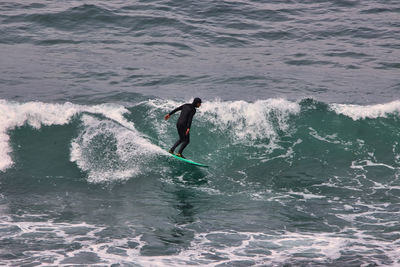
left=186, top=128, right=190, bottom=135
left=164, top=114, right=170, bottom=120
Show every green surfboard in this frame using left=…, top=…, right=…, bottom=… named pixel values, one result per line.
left=168, top=152, right=208, bottom=167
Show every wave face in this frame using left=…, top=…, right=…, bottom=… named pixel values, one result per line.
left=4, top=98, right=398, bottom=180
left=1, top=98, right=400, bottom=266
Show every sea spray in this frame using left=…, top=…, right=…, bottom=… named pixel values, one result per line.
left=70, top=114, right=163, bottom=183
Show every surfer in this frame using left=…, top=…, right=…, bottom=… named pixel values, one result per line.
left=164, top=98, right=202, bottom=158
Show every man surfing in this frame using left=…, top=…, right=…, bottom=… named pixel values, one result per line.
left=164, top=97, right=202, bottom=158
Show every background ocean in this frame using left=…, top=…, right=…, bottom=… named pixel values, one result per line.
left=0, top=0, right=399, bottom=266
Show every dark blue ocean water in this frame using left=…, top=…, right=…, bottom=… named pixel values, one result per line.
left=1, top=1, right=400, bottom=266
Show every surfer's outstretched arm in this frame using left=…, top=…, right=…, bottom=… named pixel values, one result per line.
left=164, top=105, right=183, bottom=120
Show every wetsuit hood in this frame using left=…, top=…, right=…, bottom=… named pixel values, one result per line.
left=192, top=97, right=202, bottom=106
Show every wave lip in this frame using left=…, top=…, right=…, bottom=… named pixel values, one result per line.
left=330, top=100, right=400, bottom=120
left=0, top=100, right=84, bottom=171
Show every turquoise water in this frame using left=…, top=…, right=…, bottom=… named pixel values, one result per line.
left=1, top=1, right=400, bottom=266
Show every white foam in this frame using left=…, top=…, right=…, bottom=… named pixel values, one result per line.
left=288, top=189, right=326, bottom=200
left=308, top=127, right=354, bottom=147
left=330, top=100, right=400, bottom=120
left=343, top=204, right=354, bottom=211
left=2, top=214, right=400, bottom=267
left=159, top=230, right=348, bottom=266
left=200, top=98, right=300, bottom=141
left=0, top=217, right=145, bottom=266
left=351, top=160, right=397, bottom=171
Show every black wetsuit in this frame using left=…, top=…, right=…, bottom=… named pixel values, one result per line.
left=169, top=103, right=196, bottom=154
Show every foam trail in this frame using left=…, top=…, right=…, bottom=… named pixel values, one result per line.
left=330, top=100, right=400, bottom=120
left=0, top=99, right=162, bottom=173
left=70, top=114, right=162, bottom=183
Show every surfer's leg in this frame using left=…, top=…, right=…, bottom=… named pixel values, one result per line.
left=177, top=133, right=190, bottom=155
left=170, top=124, right=185, bottom=153
left=170, top=139, right=182, bottom=153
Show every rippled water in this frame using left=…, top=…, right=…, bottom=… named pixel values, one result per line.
left=1, top=0, right=399, bottom=103
left=1, top=1, right=400, bottom=266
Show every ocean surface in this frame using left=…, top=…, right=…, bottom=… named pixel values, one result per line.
left=1, top=0, right=400, bottom=266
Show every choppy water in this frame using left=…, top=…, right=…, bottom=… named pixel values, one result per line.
left=1, top=1, right=400, bottom=266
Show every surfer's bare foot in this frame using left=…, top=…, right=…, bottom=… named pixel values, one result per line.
left=176, top=153, right=185, bottom=158
left=168, top=149, right=174, bottom=154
